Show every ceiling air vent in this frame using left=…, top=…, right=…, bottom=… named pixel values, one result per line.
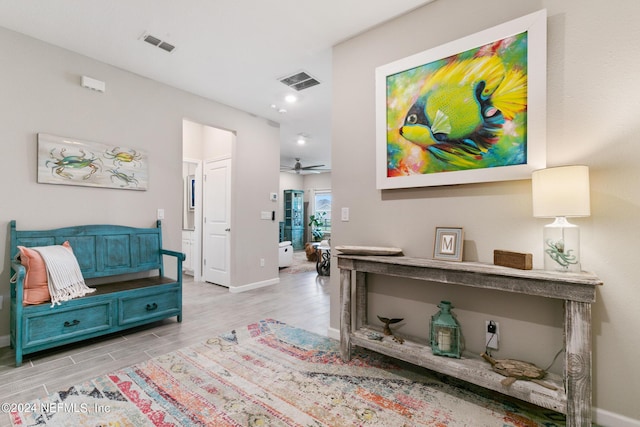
left=157, top=41, right=175, bottom=53
left=279, top=71, right=320, bottom=91
left=141, top=32, right=176, bottom=53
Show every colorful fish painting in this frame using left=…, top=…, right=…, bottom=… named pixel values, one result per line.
left=386, top=32, right=529, bottom=177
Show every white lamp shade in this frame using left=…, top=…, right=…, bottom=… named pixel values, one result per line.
left=532, top=165, right=591, bottom=218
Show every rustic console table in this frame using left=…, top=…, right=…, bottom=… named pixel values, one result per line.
left=338, top=254, right=602, bottom=427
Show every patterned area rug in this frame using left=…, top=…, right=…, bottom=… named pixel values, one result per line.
left=279, top=251, right=317, bottom=274
left=10, top=319, right=567, bottom=426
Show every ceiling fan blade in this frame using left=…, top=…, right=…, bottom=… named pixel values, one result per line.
left=281, top=159, right=328, bottom=174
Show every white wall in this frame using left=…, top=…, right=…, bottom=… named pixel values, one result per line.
left=182, top=120, right=204, bottom=234
left=202, top=125, right=234, bottom=160
left=183, top=119, right=204, bottom=160
left=331, top=0, right=640, bottom=423
left=278, top=172, right=304, bottom=222
left=0, top=25, right=280, bottom=326
left=303, top=173, right=331, bottom=201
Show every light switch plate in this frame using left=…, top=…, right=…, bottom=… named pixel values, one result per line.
left=341, top=207, right=349, bottom=221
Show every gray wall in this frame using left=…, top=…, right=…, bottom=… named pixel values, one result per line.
left=331, top=0, right=640, bottom=422
left=0, top=25, right=280, bottom=320
left=278, top=172, right=305, bottom=223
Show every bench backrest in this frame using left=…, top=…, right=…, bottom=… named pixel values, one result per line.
left=10, top=220, right=164, bottom=279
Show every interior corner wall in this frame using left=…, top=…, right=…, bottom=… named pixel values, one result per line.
left=202, top=125, right=233, bottom=159
left=303, top=172, right=331, bottom=199
left=183, top=119, right=204, bottom=160
left=277, top=172, right=331, bottom=231
left=331, top=0, right=640, bottom=422
left=0, top=26, right=280, bottom=325
left=278, top=172, right=304, bottom=222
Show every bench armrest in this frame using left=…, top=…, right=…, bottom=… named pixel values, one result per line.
left=11, top=261, right=25, bottom=302
left=160, top=249, right=186, bottom=280
left=161, top=249, right=186, bottom=261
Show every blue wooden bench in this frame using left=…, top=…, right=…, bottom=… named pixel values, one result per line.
left=9, top=220, right=185, bottom=367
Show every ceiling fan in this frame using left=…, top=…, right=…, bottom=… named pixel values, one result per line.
left=281, top=158, right=328, bottom=174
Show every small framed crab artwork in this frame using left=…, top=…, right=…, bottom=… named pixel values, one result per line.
left=375, top=10, right=547, bottom=189
left=37, top=133, right=148, bottom=190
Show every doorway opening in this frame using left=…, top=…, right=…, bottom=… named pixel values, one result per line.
left=182, top=119, right=235, bottom=287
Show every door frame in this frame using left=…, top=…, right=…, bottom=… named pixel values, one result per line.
left=183, top=158, right=202, bottom=280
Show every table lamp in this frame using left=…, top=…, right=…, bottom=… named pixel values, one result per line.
left=532, top=165, right=590, bottom=272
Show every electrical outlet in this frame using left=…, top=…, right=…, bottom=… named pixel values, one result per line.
left=485, top=320, right=499, bottom=350
left=260, top=258, right=265, bottom=267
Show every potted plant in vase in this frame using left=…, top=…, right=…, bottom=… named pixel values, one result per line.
left=308, top=212, right=326, bottom=242
left=305, top=212, right=326, bottom=261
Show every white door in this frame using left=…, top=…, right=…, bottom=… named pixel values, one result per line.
left=204, top=158, right=231, bottom=286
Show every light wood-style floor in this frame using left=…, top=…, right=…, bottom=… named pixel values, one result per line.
left=0, top=268, right=329, bottom=426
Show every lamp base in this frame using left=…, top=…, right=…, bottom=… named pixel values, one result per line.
left=543, top=217, right=581, bottom=272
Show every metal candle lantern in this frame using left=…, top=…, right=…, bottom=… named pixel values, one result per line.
left=430, top=301, right=461, bottom=358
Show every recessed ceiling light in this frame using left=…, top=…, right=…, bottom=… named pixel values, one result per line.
left=285, top=94, right=298, bottom=103
left=297, top=137, right=306, bottom=145
left=271, top=104, right=287, bottom=113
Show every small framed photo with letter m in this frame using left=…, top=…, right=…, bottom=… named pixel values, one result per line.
left=434, top=227, right=464, bottom=262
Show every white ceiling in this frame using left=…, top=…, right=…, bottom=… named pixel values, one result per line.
left=0, top=0, right=434, bottom=173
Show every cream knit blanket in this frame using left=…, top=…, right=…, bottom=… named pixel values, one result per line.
left=33, top=245, right=96, bottom=307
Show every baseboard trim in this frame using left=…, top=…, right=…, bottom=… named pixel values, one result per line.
left=327, top=327, right=340, bottom=341
left=595, top=407, right=640, bottom=427
left=229, top=277, right=279, bottom=293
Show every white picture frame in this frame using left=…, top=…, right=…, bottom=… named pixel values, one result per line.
left=187, top=175, right=196, bottom=210
left=37, top=133, right=148, bottom=190
left=376, top=10, right=547, bottom=189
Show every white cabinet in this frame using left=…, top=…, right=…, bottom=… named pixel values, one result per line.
left=182, top=230, right=194, bottom=274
